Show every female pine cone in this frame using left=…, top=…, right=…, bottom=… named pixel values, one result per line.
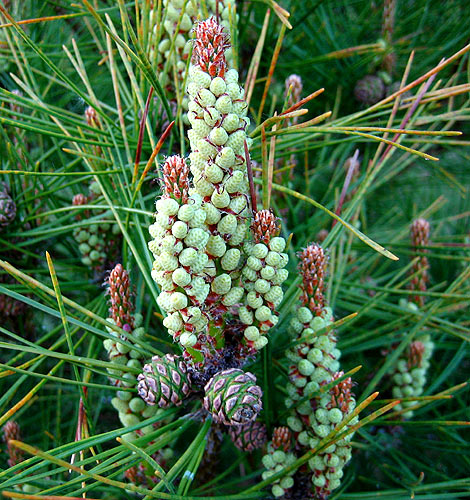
left=138, top=354, right=192, bottom=407
left=203, top=368, right=263, bottom=425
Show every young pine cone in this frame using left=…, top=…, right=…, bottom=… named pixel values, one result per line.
left=354, top=75, right=385, bottom=105
left=229, top=420, right=267, bottom=452
left=203, top=368, right=263, bottom=426
left=137, top=354, right=192, bottom=407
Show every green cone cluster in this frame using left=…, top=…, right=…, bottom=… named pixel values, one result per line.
left=390, top=219, right=434, bottom=419
left=390, top=335, right=434, bottom=419
left=239, top=210, right=288, bottom=352
left=261, top=242, right=357, bottom=498
left=147, top=0, right=237, bottom=113
left=148, top=18, right=287, bottom=364
left=262, top=427, right=297, bottom=498
left=72, top=181, right=120, bottom=272
left=105, top=264, right=165, bottom=441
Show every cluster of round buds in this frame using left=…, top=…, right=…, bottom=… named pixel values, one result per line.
left=203, top=368, right=263, bottom=426
left=285, top=305, right=338, bottom=435
left=103, top=312, right=146, bottom=389
left=307, top=373, right=357, bottom=499
left=228, top=420, right=267, bottom=452
left=239, top=210, right=288, bottom=352
left=354, top=75, right=386, bottom=105
left=138, top=354, right=193, bottom=407
left=149, top=156, right=216, bottom=352
left=72, top=182, right=120, bottom=272
left=0, top=183, right=16, bottom=231
left=262, top=430, right=298, bottom=498
left=147, top=1, right=237, bottom=113
left=409, top=218, right=430, bottom=307
left=390, top=335, right=434, bottom=419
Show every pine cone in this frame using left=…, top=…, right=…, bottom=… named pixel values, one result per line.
left=0, top=187, right=16, bottom=231
left=137, top=354, right=192, bottom=407
left=354, top=75, right=385, bottom=105
left=203, top=368, right=263, bottom=426
left=229, top=421, right=267, bottom=451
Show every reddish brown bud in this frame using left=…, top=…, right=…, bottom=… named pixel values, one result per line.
left=408, top=340, right=425, bottom=369
left=298, top=243, right=327, bottom=315
left=108, top=264, right=134, bottom=330
left=3, top=420, right=23, bottom=467
left=192, top=17, right=230, bottom=78
left=85, top=106, right=100, bottom=128
left=409, top=218, right=430, bottom=307
left=271, top=426, right=292, bottom=452
left=251, top=209, right=280, bottom=245
left=72, top=193, right=87, bottom=206
left=327, top=372, right=353, bottom=414
left=161, top=155, right=190, bottom=203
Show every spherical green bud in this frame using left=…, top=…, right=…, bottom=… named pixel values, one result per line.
left=203, top=107, right=221, bottom=127
left=307, top=348, right=323, bottom=364
left=117, top=390, right=132, bottom=401
left=205, top=163, right=224, bottom=183
left=79, top=242, right=91, bottom=255
left=221, top=286, right=244, bottom=306
left=217, top=214, right=237, bottom=235
left=195, top=177, right=215, bottom=197
left=262, top=454, right=275, bottom=469
left=170, top=292, right=188, bottom=310
left=210, top=76, right=227, bottom=96
left=172, top=268, right=191, bottom=287
left=269, top=236, right=286, bottom=253
left=193, top=119, right=212, bottom=138
left=233, top=100, right=248, bottom=117
left=272, top=450, right=286, bottom=463
left=328, top=408, right=343, bottom=424
left=304, top=380, right=320, bottom=397
left=254, top=279, right=270, bottom=294
left=206, top=234, right=227, bottom=257
left=211, top=273, right=232, bottom=295
left=179, top=332, right=197, bottom=347
left=225, top=130, right=245, bottom=154
left=160, top=252, right=179, bottom=272
left=215, top=94, right=232, bottom=114
left=222, top=113, right=240, bottom=132
left=244, top=326, right=260, bottom=341
left=255, top=305, right=272, bottom=322
left=315, top=424, right=330, bottom=438
left=189, top=209, right=207, bottom=228
left=196, top=138, right=217, bottom=158
left=297, top=306, right=313, bottom=324
left=156, top=198, right=179, bottom=216
left=239, top=306, right=253, bottom=325
left=111, top=397, right=129, bottom=413
left=246, top=291, right=263, bottom=309
left=198, top=88, right=216, bottom=107
left=226, top=82, right=241, bottom=100
left=179, top=247, right=197, bottom=266
left=216, top=147, right=235, bottom=168
left=265, top=251, right=281, bottom=267
left=272, top=485, right=284, bottom=498
left=129, top=397, right=146, bottom=413
left=280, top=477, right=294, bottom=489
left=202, top=202, right=222, bottom=224
left=184, top=228, right=209, bottom=249
left=190, top=252, right=209, bottom=273
left=287, top=416, right=303, bottom=432
left=252, top=243, right=269, bottom=259
left=211, top=188, right=230, bottom=208
left=242, top=266, right=257, bottom=282
left=178, top=204, right=195, bottom=222
left=260, top=266, right=275, bottom=280
left=298, top=359, right=315, bottom=376
left=171, top=220, right=188, bottom=239
left=265, top=286, right=283, bottom=306
left=221, top=248, right=241, bottom=271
